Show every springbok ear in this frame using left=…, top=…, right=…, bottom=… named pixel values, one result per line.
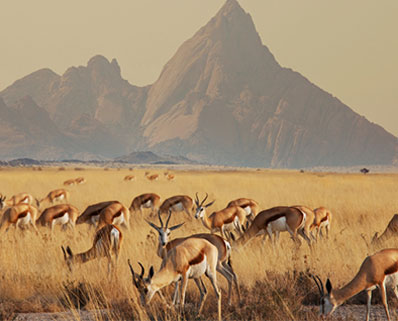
left=205, top=200, right=215, bottom=208
left=66, top=246, right=73, bottom=257
left=127, top=259, right=139, bottom=288
left=169, top=222, right=184, bottom=231
left=326, top=279, right=332, bottom=293
left=230, top=232, right=236, bottom=241
left=149, top=266, right=154, bottom=279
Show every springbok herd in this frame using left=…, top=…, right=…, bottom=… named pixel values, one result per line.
left=1, top=175, right=398, bottom=321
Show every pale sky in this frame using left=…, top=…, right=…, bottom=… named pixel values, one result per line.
left=1, top=0, right=397, bottom=135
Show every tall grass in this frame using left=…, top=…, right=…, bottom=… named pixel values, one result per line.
left=0, top=167, right=398, bottom=319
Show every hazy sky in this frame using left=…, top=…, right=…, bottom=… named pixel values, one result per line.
left=1, top=0, right=397, bottom=135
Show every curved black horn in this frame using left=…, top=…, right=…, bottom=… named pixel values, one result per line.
left=128, top=259, right=139, bottom=287
left=195, top=192, right=199, bottom=205
left=157, top=210, right=164, bottom=228
left=201, top=193, right=209, bottom=207
left=311, top=274, right=324, bottom=296
left=138, top=261, right=145, bottom=278
left=165, top=209, right=172, bottom=228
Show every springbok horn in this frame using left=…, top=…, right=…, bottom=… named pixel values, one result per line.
left=138, top=262, right=145, bottom=278
left=128, top=259, right=139, bottom=287
left=61, top=246, right=67, bottom=260
left=158, top=210, right=164, bottom=228
left=312, top=275, right=324, bottom=296
left=200, top=192, right=209, bottom=207
left=165, top=209, right=172, bottom=228
left=195, top=192, right=199, bottom=206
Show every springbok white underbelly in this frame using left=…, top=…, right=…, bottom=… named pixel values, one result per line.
left=17, top=212, right=33, bottom=227
left=187, top=257, right=207, bottom=279
left=142, top=200, right=153, bottom=209
left=53, top=212, right=69, bottom=225
left=112, top=213, right=125, bottom=225
left=267, top=217, right=287, bottom=234
left=171, top=202, right=184, bottom=212
left=243, top=206, right=252, bottom=215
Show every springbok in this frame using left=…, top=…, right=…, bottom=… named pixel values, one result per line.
left=146, top=211, right=240, bottom=305
left=166, top=174, right=175, bottom=181
left=0, top=204, right=39, bottom=233
left=63, top=179, right=76, bottom=186
left=372, top=214, right=398, bottom=246
left=313, top=248, right=398, bottom=321
left=36, top=189, right=69, bottom=208
left=124, top=175, right=135, bottom=181
left=36, top=204, right=79, bottom=233
left=233, top=206, right=311, bottom=247
left=0, top=193, right=35, bottom=210
left=194, top=193, right=246, bottom=239
left=146, top=174, right=159, bottom=181
left=62, top=224, right=122, bottom=273
left=292, top=205, right=315, bottom=241
left=227, top=198, right=259, bottom=221
left=129, top=193, right=160, bottom=216
left=96, top=201, right=130, bottom=230
left=129, top=237, right=222, bottom=320
left=75, top=177, right=86, bottom=185
left=311, top=206, right=332, bottom=239
left=159, top=195, right=194, bottom=217
left=76, top=200, right=118, bottom=227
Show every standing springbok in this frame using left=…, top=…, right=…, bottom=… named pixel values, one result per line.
left=63, top=179, right=76, bottom=186
left=292, top=205, right=315, bottom=241
left=62, top=224, right=122, bottom=273
left=129, top=237, right=222, bottom=321
left=194, top=193, right=247, bottom=239
left=0, top=193, right=35, bottom=210
left=313, top=248, right=398, bottom=321
left=75, top=177, right=86, bottom=185
left=227, top=198, right=259, bottom=221
left=146, top=211, right=240, bottom=305
left=0, top=204, right=39, bottom=233
left=372, top=214, right=398, bottom=246
left=146, top=174, right=159, bottom=181
left=36, top=204, right=79, bottom=233
left=124, top=175, right=135, bottom=181
left=36, top=189, right=69, bottom=208
left=76, top=200, right=118, bottom=227
left=311, top=206, right=332, bottom=239
left=233, top=206, right=311, bottom=247
left=159, top=195, right=194, bottom=217
left=96, top=201, right=130, bottom=230
left=129, top=193, right=160, bottom=216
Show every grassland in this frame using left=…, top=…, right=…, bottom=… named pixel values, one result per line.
left=0, top=166, right=398, bottom=320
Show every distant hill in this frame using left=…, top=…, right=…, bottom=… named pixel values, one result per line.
left=1, top=0, right=397, bottom=167
left=114, top=151, right=197, bottom=165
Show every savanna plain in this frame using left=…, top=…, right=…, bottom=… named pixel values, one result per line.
left=0, top=167, right=398, bottom=321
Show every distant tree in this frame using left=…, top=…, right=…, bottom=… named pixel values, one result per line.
left=360, top=168, right=370, bottom=174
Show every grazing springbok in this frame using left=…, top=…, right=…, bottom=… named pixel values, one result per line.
left=372, top=214, right=398, bottom=246
left=129, top=237, right=222, bottom=321
left=311, top=206, right=332, bottom=239
left=0, top=204, right=39, bottom=233
left=63, top=179, right=76, bottom=186
left=166, top=174, right=175, bottom=181
left=146, top=174, right=159, bottom=181
left=194, top=193, right=246, bottom=239
left=227, top=198, right=259, bottom=221
left=159, top=195, right=194, bottom=217
left=96, top=201, right=130, bottom=230
left=233, top=206, right=311, bottom=247
left=62, top=224, right=122, bottom=273
left=36, top=204, right=79, bottom=233
left=0, top=193, right=35, bottom=210
left=313, top=248, right=398, bottom=321
left=36, top=189, right=70, bottom=208
left=129, top=193, right=161, bottom=216
left=147, top=211, right=240, bottom=305
left=76, top=200, right=118, bottom=227
left=124, top=175, right=135, bottom=181
left=75, top=177, right=86, bottom=185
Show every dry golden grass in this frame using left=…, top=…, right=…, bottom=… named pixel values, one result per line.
left=0, top=167, right=398, bottom=320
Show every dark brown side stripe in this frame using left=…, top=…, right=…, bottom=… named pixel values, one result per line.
left=189, top=250, right=205, bottom=265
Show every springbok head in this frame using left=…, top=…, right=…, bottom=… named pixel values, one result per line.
left=312, top=275, right=336, bottom=316
left=194, top=192, right=215, bottom=219
left=146, top=210, right=184, bottom=246
left=128, top=259, right=154, bottom=305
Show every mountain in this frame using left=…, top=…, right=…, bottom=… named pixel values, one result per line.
left=141, top=0, right=398, bottom=167
left=0, top=0, right=397, bottom=167
left=114, top=151, right=197, bottom=165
